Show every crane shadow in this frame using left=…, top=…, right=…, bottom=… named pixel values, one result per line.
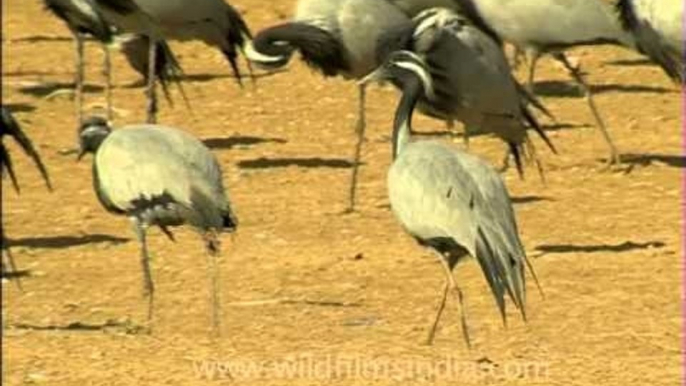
left=7, top=234, right=129, bottom=250
left=183, top=68, right=288, bottom=83
left=511, top=195, right=552, bottom=205
left=4, top=103, right=36, bottom=113
left=4, top=70, right=67, bottom=77
left=1, top=268, right=31, bottom=280
left=532, top=80, right=672, bottom=97
left=8, top=320, right=145, bottom=334
left=122, top=73, right=235, bottom=88
left=605, top=58, right=654, bottom=67
left=238, top=157, right=354, bottom=169
left=121, top=68, right=288, bottom=88
left=618, top=153, right=686, bottom=169
left=203, top=135, right=287, bottom=150
left=591, top=84, right=675, bottom=94
left=17, top=82, right=103, bottom=98
left=542, top=122, right=590, bottom=132
left=535, top=240, right=665, bottom=254
left=9, top=35, right=72, bottom=43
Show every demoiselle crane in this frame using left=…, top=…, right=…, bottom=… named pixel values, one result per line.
left=77, top=117, right=238, bottom=335
left=43, top=0, right=182, bottom=128
left=444, top=0, right=635, bottom=165
left=43, top=0, right=114, bottom=124
left=89, top=0, right=268, bottom=123
left=248, top=0, right=412, bottom=212
left=360, top=51, right=538, bottom=345
left=616, top=0, right=684, bottom=83
left=375, top=8, right=556, bottom=177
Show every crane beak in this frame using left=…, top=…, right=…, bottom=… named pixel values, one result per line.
left=76, top=149, right=86, bottom=162
left=359, top=67, right=388, bottom=86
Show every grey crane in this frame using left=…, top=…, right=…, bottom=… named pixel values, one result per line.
left=89, top=0, right=263, bottom=124
left=616, top=0, right=684, bottom=84
left=77, top=117, right=238, bottom=335
left=361, top=51, right=538, bottom=345
left=43, top=0, right=182, bottom=128
left=437, top=0, right=635, bottom=165
left=44, top=0, right=114, bottom=124
left=248, top=0, right=412, bottom=213
left=375, top=8, right=556, bottom=177
left=1, top=107, right=53, bottom=290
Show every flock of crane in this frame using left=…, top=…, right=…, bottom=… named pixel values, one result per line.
left=2, top=0, right=682, bottom=343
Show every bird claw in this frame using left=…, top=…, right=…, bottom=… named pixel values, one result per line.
left=601, top=157, right=633, bottom=174
left=339, top=207, right=357, bottom=215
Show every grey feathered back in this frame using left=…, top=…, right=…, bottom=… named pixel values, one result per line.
left=94, top=125, right=233, bottom=231
left=294, top=0, right=412, bottom=78
left=465, top=0, right=635, bottom=50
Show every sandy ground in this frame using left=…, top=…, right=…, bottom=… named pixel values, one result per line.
left=1, top=0, right=683, bottom=385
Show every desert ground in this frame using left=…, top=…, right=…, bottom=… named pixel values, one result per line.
left=1, top=0, right=683, bottom=385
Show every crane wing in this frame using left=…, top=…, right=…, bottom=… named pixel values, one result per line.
left=94, top=126, right=230, bottom=229
left=388, top=142, right=479, bottom=255
left=390, top=141, right=528, bottom=319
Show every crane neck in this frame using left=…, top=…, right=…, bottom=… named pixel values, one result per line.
left=392, top=76, right=423, bottom=159
left=251, top=22, right=348, bottom=76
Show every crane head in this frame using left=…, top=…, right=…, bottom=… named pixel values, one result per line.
left=360, top=50, right=435, bottom=100
left=78, top=116, right=112, bottom=161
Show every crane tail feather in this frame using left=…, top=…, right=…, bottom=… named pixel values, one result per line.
left=474, top=224, right=527, bottom=323
left=222, top=3, right=253, bottom=86
left=1, top=145, right=20, bottom=193
left=2, top=109, right=52, bottom=190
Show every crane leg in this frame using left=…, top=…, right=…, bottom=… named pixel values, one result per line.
left=1, top=233, right=23, bottom=292
left=146, top=38, right=159, bottom=124
left=425, top=281, right=449, bottom=345
left=433, top=251, right=471, bottom=348
left=510, top=46, right=524, bottom=70
left=346, top=83, right=366, bottom=213
left=205, top=237, right=222, bottom=338
left=132, top=220, right=155, bottom=330
left=553, top=52, right=620, bottom=165
left=75, top=35, right=85, bottom=128
left=499, top=145, right=512, bottom=173
left=102, top=44, right=113, bottom=122
left=525, top=51, right=539, bottom=93
left=525, top=136, right=546, bottom=185
left=446, top=120, right=469, bottom=149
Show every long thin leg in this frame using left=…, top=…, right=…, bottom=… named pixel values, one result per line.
left=206, top=239, right=221, bottom=337
left=132, top=219, right=154, bottom=328
left=102, top=44, right=113, bottom=121
left=435, top=252, right=471, bottom=348
left=346, top=83, right=366, bottom=213
left=525, top=136, right=546, bottom=184
left=446, top=120, right=470, bottom=149
left=553, top=52, right=619, bottom=165
left=511, top=45, right=525, bottom=70
left=75, top=34, right=85, bottom=127
left=426, top=281, right=449, bottom=345
left=500, top=146, right=511, bottom=173
left=526, top=50, right=540, bottom=93
left=146, top=38, right=158, bottom=124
